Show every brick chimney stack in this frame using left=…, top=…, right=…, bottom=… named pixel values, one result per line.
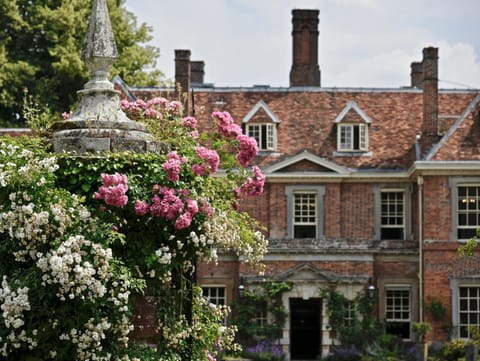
left=191, top=61, right=205, bottom=84
left=422, top=47, right=438, bottom=137
left=289, top=9, right=321, bottom=87
left=410, top=61, right=423, bottom=88
left=175, top=49, right=191, bottom=115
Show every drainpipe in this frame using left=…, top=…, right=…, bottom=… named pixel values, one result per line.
left=418, top=175, right=424, bottom=322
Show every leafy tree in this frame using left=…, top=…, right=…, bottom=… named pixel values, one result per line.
left=0, top=0, right=161, bottom=126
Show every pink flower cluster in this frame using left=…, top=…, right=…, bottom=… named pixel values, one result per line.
left=94, top=173, right=128, bottom=207
left=192, top=146, right=220, bottom=176
left=236, top=134, right=258, bottom=167
left=237, top=166, right=265, bottom=197
left=163, top=151, right=188, bottom=182
left=134, top=186, right=205, bottom=230
left=211, top=111, right=258, bottom=167
left=120, top=97, right=183, bottom=120
left=182, top=116, right=197, bottom=129
left=212, top=111, right=242, bottom=139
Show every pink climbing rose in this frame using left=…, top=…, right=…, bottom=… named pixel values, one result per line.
left=94, top=173, right=129, bottom=207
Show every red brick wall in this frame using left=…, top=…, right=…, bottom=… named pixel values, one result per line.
left=423, top=176, right=451, bottom=241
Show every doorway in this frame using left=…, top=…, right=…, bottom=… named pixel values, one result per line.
left=290, top=298, right=322, bottom=360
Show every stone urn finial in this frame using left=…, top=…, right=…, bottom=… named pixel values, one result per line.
left=51, top=0, right=155, bottom=154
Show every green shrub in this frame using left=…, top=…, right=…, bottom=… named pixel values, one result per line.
left=442, top=339, right=466, bottom=361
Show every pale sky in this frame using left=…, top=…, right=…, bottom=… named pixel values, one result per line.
left=124, top=0, right=480, bottom=89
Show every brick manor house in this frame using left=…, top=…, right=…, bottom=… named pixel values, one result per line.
left=121, top=9, right=479, bottom=360
left=121, top=9, right=480, bottom=360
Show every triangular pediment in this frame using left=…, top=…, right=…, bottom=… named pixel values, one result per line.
left=271, top=263, right=370, bottom=285
left=263, top=150, right=350, bottom=175
left=334, top=101, right=372, bottom=124
left=274, top=263, right=337, bottom=282
left=242, top=100, right=280, bottom=124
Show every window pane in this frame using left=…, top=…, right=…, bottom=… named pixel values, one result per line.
left=266, top=124, right=274, bottom=150
left=294, top=225, right=316, bottom=238
left=340, top=125, right=351, bottom=150
left=458, top=286, right=480, bottom=338
left=457, top=186, right=480, bottom=239
left=385, top=289, right=410, bottom=339
left=202, top=286, right=226, bottom=306
left=381, top=191, right=405, bottom=240
left=247, top=125, right=261, bottom=148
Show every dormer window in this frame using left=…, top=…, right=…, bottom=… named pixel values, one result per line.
left=246, top=123, right=275, bottom=151
left=334, top=101, right=372, bottom=153
left=338, top=123, right=368, bottom=151
left=243, top=100, right=280, bottom=152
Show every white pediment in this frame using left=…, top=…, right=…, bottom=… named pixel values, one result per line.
left=334, top=101, right=372, bottom=124
left=263, top=150, right=351, bottom=175
left=274, top=263, right=337, bottom=282
left=242, top=100, right=280, bottom=124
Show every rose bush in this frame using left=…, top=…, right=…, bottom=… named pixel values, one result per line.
left=0, top=96, right=267, bottom=360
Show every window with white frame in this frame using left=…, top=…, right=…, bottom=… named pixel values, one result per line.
left=381, top=191, right=405, bottom=240
left=286, top=186, right=325, bottom=239
left=246, top=123, right=276, bottom=151
left=343, top=301, right=356, bottom=327
left=338, top=123, right=368, bottom=152
left=202, top=286, right=226, bottom=306
left=253, top=306, right=268, bottom=336
left=457, top=186, right=480, bottom=240
left=385, top=288, right=411, bottom=339
left=458, top=286, right=480, bottom=338
left=374, top=185, right=411, bottom=241
left=293, top=192, right=317, bottom=238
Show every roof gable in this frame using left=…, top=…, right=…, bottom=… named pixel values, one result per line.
left=334, top=101, right=372, bottom=124
left=263, top=150, right=350, bottom=174
left=426, top=93, right=480, bottom=161
left=242, top=100, right=280, bottom=124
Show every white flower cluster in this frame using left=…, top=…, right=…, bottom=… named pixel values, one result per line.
left=36, top=235, right=111, bottom=301
left=0, top=143, right=58, bottom=188
left=107, top=278, right=133, bottom=346
left=155, top=246, right=172, bottom=265
left=0, top=143, right=135, bottom=360
left=0, top=276, right=38, bottom=356
left=0, top=191, right=92, bottom=262
left=201, top=211, right=268, bottom=271
left=59, top=318, right=112, bottom=360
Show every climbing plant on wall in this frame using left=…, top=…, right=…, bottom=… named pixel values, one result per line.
left=0, top=97, right=267, bottom=360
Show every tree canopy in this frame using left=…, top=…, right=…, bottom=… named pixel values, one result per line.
left=0, top=0, right=162, bottom=126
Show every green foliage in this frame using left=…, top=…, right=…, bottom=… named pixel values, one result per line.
left=232, top=281, right=291, bottom=346
left=361, top=334, right=406, bottom=361
left=412, top=322, right=431, bottom=342
left=0, top=136, right=134, bottom=359
left=321, top=287, right=382, bottom=351
left=425, top=296, right=447, bottom=323
left=0, top=0, right=162, bottom=126
left=0, top=93, right=268, bottom=359
left=458, top=228, right=480, bottom=257
left=442, top=339, right=466, bottom=361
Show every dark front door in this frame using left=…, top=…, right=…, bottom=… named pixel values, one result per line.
left=290, top=298, right=322, bottom=360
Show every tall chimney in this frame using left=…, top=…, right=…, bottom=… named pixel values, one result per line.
left=175, top=49, right=191, bottom=114
left=289, top=9, right=321, bottom=87
left=410, top=61, right=423, bottom=88
left=191, top=61, right=205, bottom=84
left=422, top=47, right=438, bottom=136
